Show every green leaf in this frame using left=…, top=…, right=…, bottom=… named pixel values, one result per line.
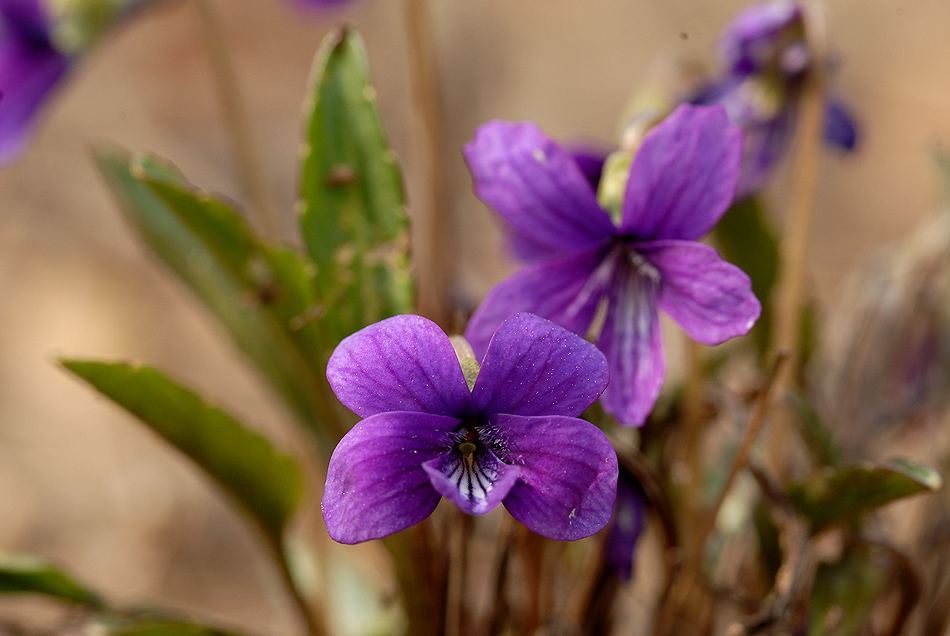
left=711, top=197, right=780, bottom=357
left=0, top=553, right=102, bottom=607
left=808, top=546, right=885, bottom=636
left=60, top=360, right=303, bottom=540
left=787, top=459, right=942, bottom=534
left=110, top=621, right=246, bottom=636
left=299, top=28, right=414, bottom=346
left=95, top=150, right=343, bottom=450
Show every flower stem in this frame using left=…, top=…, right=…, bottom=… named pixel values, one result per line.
left=402, top=0, right=452, bottom=327
left=768, top=2, right=827, bottom=475
left=682, top=338, right=706, bottom=552
left=192, top=0, right=276, bottom=239
left=265, top=536, right=326, bottom=636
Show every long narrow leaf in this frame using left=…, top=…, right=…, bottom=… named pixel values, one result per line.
left=96, top=150, right=343, bottom=450
left=0, top=553, right=102, bottom=607
left=299, top=28, right=413, bottom=346
left=61, top=360, right=303, bottom=541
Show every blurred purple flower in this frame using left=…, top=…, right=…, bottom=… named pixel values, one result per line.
left=322, top=313, right=618, bottom=544
left=605, top=467, right=647, bottom=581
left=464, top=104, right=761, bottom=426
left=0, top=0, right=69, bottom=162
left=689, top=0, right=858, bottom=196
left=290, top=0, right=355, bottom=10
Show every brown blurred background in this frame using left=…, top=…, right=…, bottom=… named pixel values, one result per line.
left=0, top=0, right=948, bottom=632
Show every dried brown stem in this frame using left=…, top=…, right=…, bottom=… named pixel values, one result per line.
left=402, top=0, right=452, bottom=327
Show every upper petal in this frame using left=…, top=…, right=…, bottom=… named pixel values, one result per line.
left=327, top=315, right=477, bottom=419
left=597, top=262, right=665, bottom=426
left=322, top=411, right=457, bottom=544
left=639, top=240, right=761, bottom=345
left=423, top=447, right=521, bottom=516
left=464, top=120, right=616, bottom=256
left=464, top=246, right=611, bottom=359
left=493, top=413, right=618, bottom=541
left=620, top=104, right=743, bottom=241
left=472, top=313, right=608, bottom=418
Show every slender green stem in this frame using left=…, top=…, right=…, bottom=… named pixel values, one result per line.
left=193, top=0, right=277, bottom=239
left=402, top=0, right=451, bottom=327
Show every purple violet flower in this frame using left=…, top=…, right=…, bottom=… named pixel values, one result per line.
left=322, top=313, right=619, bottom=544
left=689, top=0, right=858, bottom=197
left=463, top=104, right=761, bottom=426
left=0, top=0, right=69, bottom=162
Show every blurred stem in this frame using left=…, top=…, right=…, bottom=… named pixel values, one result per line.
left=193, top=0, right=276, bottom=239
left=682, top=339, right=706, bottom=553
left=402, top=0, right=451, bottom=327
left=265, top=536, right=326, bottom=636
left=384, top=522, right=446, bottom=636
left=446, top=512, right=472, bottom=636
left=768, top=3, right=827, bottom=476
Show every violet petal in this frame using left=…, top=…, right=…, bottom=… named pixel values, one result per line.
left=322, top=411, right=456, bottom=544
left=605, top=468, right=647, bottom=581
left=639, top=240, right=760, bottom=345
left=327, top=315, right=477, bottom=419
left=464, top=246, right=610, bottom=359
left=0, top=5, right=68, bottom=163
left=719, top=0, right=803, bottom=77
left=472, top=313, right=608, bottom=418
left=620, top=104, right=743, bottom=242
left=464, top=120, right=615, bottom=256
left=494, top=413, right=618, bottom=541
left=423, top=447, right=521, bottom=516
left=823, top=96, right=858, bottom=151
left=597, top=264, right=665, bottom=426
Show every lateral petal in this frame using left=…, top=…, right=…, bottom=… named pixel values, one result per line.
left=328, top=315, right=477, bottom=418
left=494, top=413, right=618, bottom=541
left=464, top=246, right=611, bottom=359
left=322, top=411, right=457, bottom=544
left=639, top=240, right=760, bottom=345
left=620, top=104, right=742, bottom=241
left=472, top=313, right=608, bottom=418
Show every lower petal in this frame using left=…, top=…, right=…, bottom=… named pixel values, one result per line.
left=494, top=414, right=618, bottom=540
left=322, top=412, right=457, bottom=544
left=597, top=266, right=665, bottom=426
left=639, top=240, right=761, bottom=345
left=464, top=246, right=610, bottom=359
left=423, top=448, right=521, bottom=516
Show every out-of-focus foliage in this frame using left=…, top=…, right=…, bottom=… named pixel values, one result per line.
left=787, top=459, right=941, bottom=535
left=0, top=553, right=102, bottom=607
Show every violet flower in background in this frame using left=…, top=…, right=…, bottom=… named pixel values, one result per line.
left=0, top=0, right=69, bottom=162
left=290, top=0, right=356, bottom=11
left=464, top=104, right=761, bottom=426
left=689, top=0, right=858, bottom=197
left=322, top=313, right=618, bottom=544
left=605, top=467, right=647, bottom=581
